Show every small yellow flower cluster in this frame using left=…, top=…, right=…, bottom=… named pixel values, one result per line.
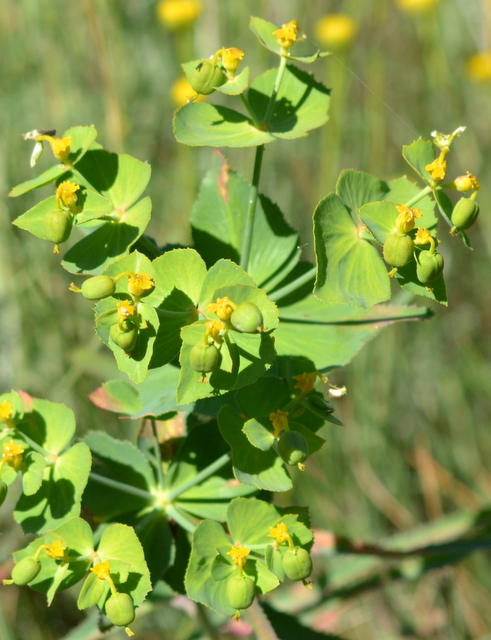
left=466, top=52, right=491, bottom=82
left=49, top=136, right=72, bottom=163
left=425, top=156, right=447, bottom=181
left=91, top=561, right=112, bottom=580
left=395, top=0, right=440, bottom=13
left=453, top=172, right=480, bottom=192
left=414, top=228, right=433, bottom=246
left=0, top=400, right=14, bottom=423
left=314, top=14, right=357, bottom=49
left=395, top=204, right=423, bottom=234
left=2, top=440, right=24, bottom=471
left=56, top=181, right=80, bottom=211
left=227, top=545, right=250, bottom=569
left=219, top=47, right=245, bottom=75
left=273, top=20, right=301, bottom=50
left=205, top=320, right=225, bottom=343
left=268, top=522, right=291, bottom=545
left=156, top=0, right=201, bottom=30
left=45, top=540, right=67, bottom=559
left=117, top=300, right=137, bottom=322
left=269, top=409, right=289, bottom=437
left=127, top=273, right=154, bottom=298
left=208, top=296, right=235, bottom=321
left=293, top=371, right=326, bottom=395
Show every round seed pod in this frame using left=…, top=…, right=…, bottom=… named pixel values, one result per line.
left=416, top=250, right=444, bottom=284
left=43, top=210, right=73, bottom=245
left=383, top=233, right=414, bottom=267
left=230, top=301, right=264, bottom=333
left=282, top=547, right=313, bottom=581
left=451, top=197, right=479, bottom=230
left=191, top=60, right=226, bottom=95
left=226, top=575, right=255, bottom=611
left=0, top=480, right=7, bottom=507
left=189, top=342, right=220, bottom=374
left=11, top=557, right=41, bottom=586
left=81, top=276, right=116, bottom=300
left=105, top=593, right=135, bottom=627
left=109, top=321, right=138, bottom=352
left=277, top=430, right=309, bottom=466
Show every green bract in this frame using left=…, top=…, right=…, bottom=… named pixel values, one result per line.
left=226, top=575, right=255, bottom=610
left=230, top=301, right=264, bottom=333
left=383, top=233, right=414, bottom=268
left=277, top=430, right=309, bottom=466
left=282, top=547, right=312, bottom=581
left=105, top=593, right=135, bottom=627
left=12, top=557, right=41, bottom=586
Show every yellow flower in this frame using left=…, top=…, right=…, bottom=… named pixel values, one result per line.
left=2, top=440, right=24, bottom=470
left=272, top=20, right=301, bottom=50
left=425, top=156, right=447, bottom=181
left=269, top=410, right=289, bottom=437
left=205, top=320, right=225, bottom=343
left=48, top=136, right=72, bottom=163
left=127, top=273, right=155, bottom=298
left=207, top=296, right=236, bottom=321
left=56, top=181, right=80, bottom=210
left=156, top=0, right=201, bottom=30
left=90, top=561, right=112, bottom=579
left=0, top=400, right=13, bottom=423
left=171, top=76, right=204, bottom=107
left=227, top=546, right=250, bottom=569
left=314, top=14, right=357, bottom=49
left=293, top=371, right=326, bottom=395
left=268, top=522, right=291, bottom=545
left=414, top=228, right=433, bottom=245
left=395, top=204, right=423, bottom=234
left=466, top=52, right=491, bottom=82
left=453, top=172, right=480, bottom=192
left=45, top=540, right=66, bottom=559
left=219, top=47, right=245, bottom=74
left=395, top=0, right=440, bottom=13
left=117, top=300, right=137, bottom=322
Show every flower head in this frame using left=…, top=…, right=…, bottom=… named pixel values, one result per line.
left=2, top=440, right=24, bottom=471
left=0, top=400, right=14, bottom=423
left=127, top=273, right=155, bottom=298
left=219, top=47, right=245, bottom=75
left=208, top=296, right=236, bottom=321
left=396, top=0, right=440, bottom=13
left=431, top=127, right=466, bottom=151
left=227, top=546, right=250, bottom=569
left=425, top=156, right=447, bottom=181
left=48, top=136, right=72, bottom=163
left=466, top=52, right=491, bottom=82
left=117, top=300, right=137, bottom=323
left=90, top=561, right=112, bottom=580
left=205, top=320, right=225, bottom=343
left=45, top=540, right=66, bottom=559
left=56, top=181, right=80, bottom=211
left=414, top=228, right=433, bottom=246
left=156, top=0, right=201, bottom=30
left=268, top=522, right=291, bottom=545
left=269, top=409, right=289, bottom=437
left=314, top=14, right=357, bottom=49
left=293, top=371, right=326, bottom=396
left=273, top=20, right=301, bottom=50
left=453, top=172, right=480, bottom=192
left=395, top=204, right=423, bottom=234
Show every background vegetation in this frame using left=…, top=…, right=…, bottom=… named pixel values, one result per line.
left=2, top=0, right=491, bottom=638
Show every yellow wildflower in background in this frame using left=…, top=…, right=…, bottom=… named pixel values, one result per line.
left=56, top=181, right=80, bottom=210
left=314, top=14, right=357, bottom=49
left=171, top=76, right=204, bottom=107
left=395, top=0, right=440, bottom=13
left=0, top=401, right=13, bottom=423
left=157, top=0, right=201, bottom=30
left=45, top=540, right=66, bottom=559
left=466, top=52, right=491, bottom=82
left=127, top=273, right=154, bottom=298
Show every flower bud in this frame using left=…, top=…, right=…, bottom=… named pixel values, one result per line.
left=230, top=301, right=264, bottom=333
left=451, top=197, right=479, bottom=231
left=110, top=321, right=138, bottom=352
left=189, top=342, right=220, bottom=374
left=11, top=557, right=41, bottom=586
left=43, top=210, right=73, bottom=246
left=383, top=233, right=414, bottom=268
left=81, top=276, right=116, bottom=300
left=105, top=592, right=135, bottom=627
left=282, top=548, right=313, bottom=581
left=226, top=575, right=255, bottom=611
left=416, top=251, right=444, bottom=284
left=277, top=430, right=309, bottom=466
left=190, top=60, right=226, bottom=95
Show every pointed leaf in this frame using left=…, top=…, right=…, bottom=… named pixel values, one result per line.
left=9, top=165, right=69, bottom=198
left=403, top=138, right=435, bottom=182
left=215, top=66, right=250, bottom=95
left=88, top=379, right=143, bottom=416
left=22, top=452, right=47, bottom=496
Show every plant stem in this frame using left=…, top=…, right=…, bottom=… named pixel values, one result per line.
left=242, top=601, right=280, bottom=640
left=150, top=419, right=164, bottom=489
left=166, top=452, right=231, bottom=502
left=263, top=56, right=288, bottom=125
left=15, top=429, right=49, bottom=457
left=166, top=504, right=197, bottom=533
left=240, top=144, right=265, bottom=272
left=269, top=267, right=316, bottom=302
left=239, top=94, right=261, bottom=129
left=89, top=472, right=155, bottom=501
left=196, top=603, right=221, bottom=640
left=405, top=185, right=433, bottom=208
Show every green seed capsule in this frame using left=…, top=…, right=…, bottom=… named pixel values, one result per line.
left=383, top=233, right=414, bottom=268
left=11, top=556, right=41, bottom=586
left=189, top=342, right=220, bottom=374
left=282, top=548, right=313, bottom=581
left=110, top=321, right=138, bottom=352
left=416, top=250, right=444, bottom=284
left=451, top=197, right=480, bottom=230
left=191, top=59, right=226, bottom=95
left=43, top=210, right=73, bottom=245
left=227, top=575, right=255, bottom=610
left=277, top=430, right=309, bottom=466
left=230, top=301, right=264, bottom=333
left=0, top=480, right=7, bottom=507
left=105, top=593, right=135, bottom=627
left=81, top=276, right=116, bottom=300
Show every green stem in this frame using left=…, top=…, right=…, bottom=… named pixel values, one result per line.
left=269, top=267, right=316, bottom=302
left=239, top=94, right=262, bottom=129
left=166, top=504, right=197, bottom=533
left=150, top=419, right=164, bottom=489
left=240, top=144, right=265, bottom=271
left=166, top=452, right=231, bottom=501
left=15, top=429, right=49, bottom=457
left=405, top=185, right=433, bottom=208
left=263, top=56, right=288, bottom=125
left=89, top=472, right=155, bottom=501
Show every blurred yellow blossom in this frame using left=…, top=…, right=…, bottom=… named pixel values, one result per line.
left=314, top=14, right=357, bottom=49
left=171, top=76, right=204, bottom=107
left=293, top=371, right=326, bottom=395
left=466, top=52, right=491, bottom=82
left=117, top=300, right=137, bottom=322
left=395, top=0, right=440, bottom=13
left=0, top=401, right=13, bottom=423
left=2, top=440, right=24, bottom=470
left=157, top=0, right=201, bottom=30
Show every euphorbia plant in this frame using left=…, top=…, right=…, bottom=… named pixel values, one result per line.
left=2, top=16, right=481, bottom=638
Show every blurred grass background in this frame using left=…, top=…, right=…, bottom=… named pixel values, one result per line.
left=2, top=0, right=491, bottom=638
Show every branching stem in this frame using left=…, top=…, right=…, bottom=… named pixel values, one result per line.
left=166, top=452, right=231, bottom=502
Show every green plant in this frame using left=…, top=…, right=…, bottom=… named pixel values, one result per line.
left=2, top=15, right=482, bottom=638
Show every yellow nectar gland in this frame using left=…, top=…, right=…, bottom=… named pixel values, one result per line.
left=425, top=156, right=447, bottom=182
left=127, top=273, right=155, bottom=298
left=207, top=296, right=235, bottom=321
left=273, top=20, right=301, bottom=50
left=156, top=0, right=201, bottom=30
left=219, top=47, right=245, bottom=75
left=45, top=540, right=67, bottom=559
left=293, top=371, right=326, bottom=396
left=0, top=400, right=14, bottom=423
left=56, top=181, right=80, bottom=210
left=268, top=522, right=291, bottom=545
left=314, top=14, right=357, bottom=48
left=454, top=172, right=480, bottom=192
left=269, top=409, right=289, bottom=437
left=2, top=440, right=24, bottom=471
left=414, top=228, right=433, bottom=246
left=205, top=320, right=225, bottom=343
left=117, top=300, right=137, bottom=322
left=91, top=561, right=112, bottom=580
left=395, top=204, right=423, bottom=234
left=227, top=546, right=250, bottom=570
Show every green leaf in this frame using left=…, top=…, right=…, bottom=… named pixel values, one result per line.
left=65, top=125, right=99, bottom=164
left=78, top=573, right=108, bottom=610
left=198, top=259, right=256, bottom=305
left=314, top=194, right=391, bottom=307
left=386, top=176, right=436, bottom=227
left=135, top=365, right=181, bottom=417
left=62, top=196, right=152, bottom=275
left=335, top=170, right=390, bottom=214
left=243, top=419, right=275, bottom=451
left=14, top=442, right=91, bottom=533
left=403, top=138, right=435, bottom=182
left=358, top=201, right=402, bottom=245
left=215, top=66, right=250, bottom=95
left=73, top=189, right=115, bottom=225
left=9, top=165, right=69, bottom=198
left=218, top=406, right=292, bottom=492
left=236, top=377, right=291, bottom=419
left=275, top=295, right=432, bottom=370
left=249, top=17, right=328, bottom=63
left=191, top=152, right=300, bottom=288
left=22, top=452, right=47, bottom=496
left=88, top=380, right=144, bottom=416
left=16, top=398, right=76, bottom=453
